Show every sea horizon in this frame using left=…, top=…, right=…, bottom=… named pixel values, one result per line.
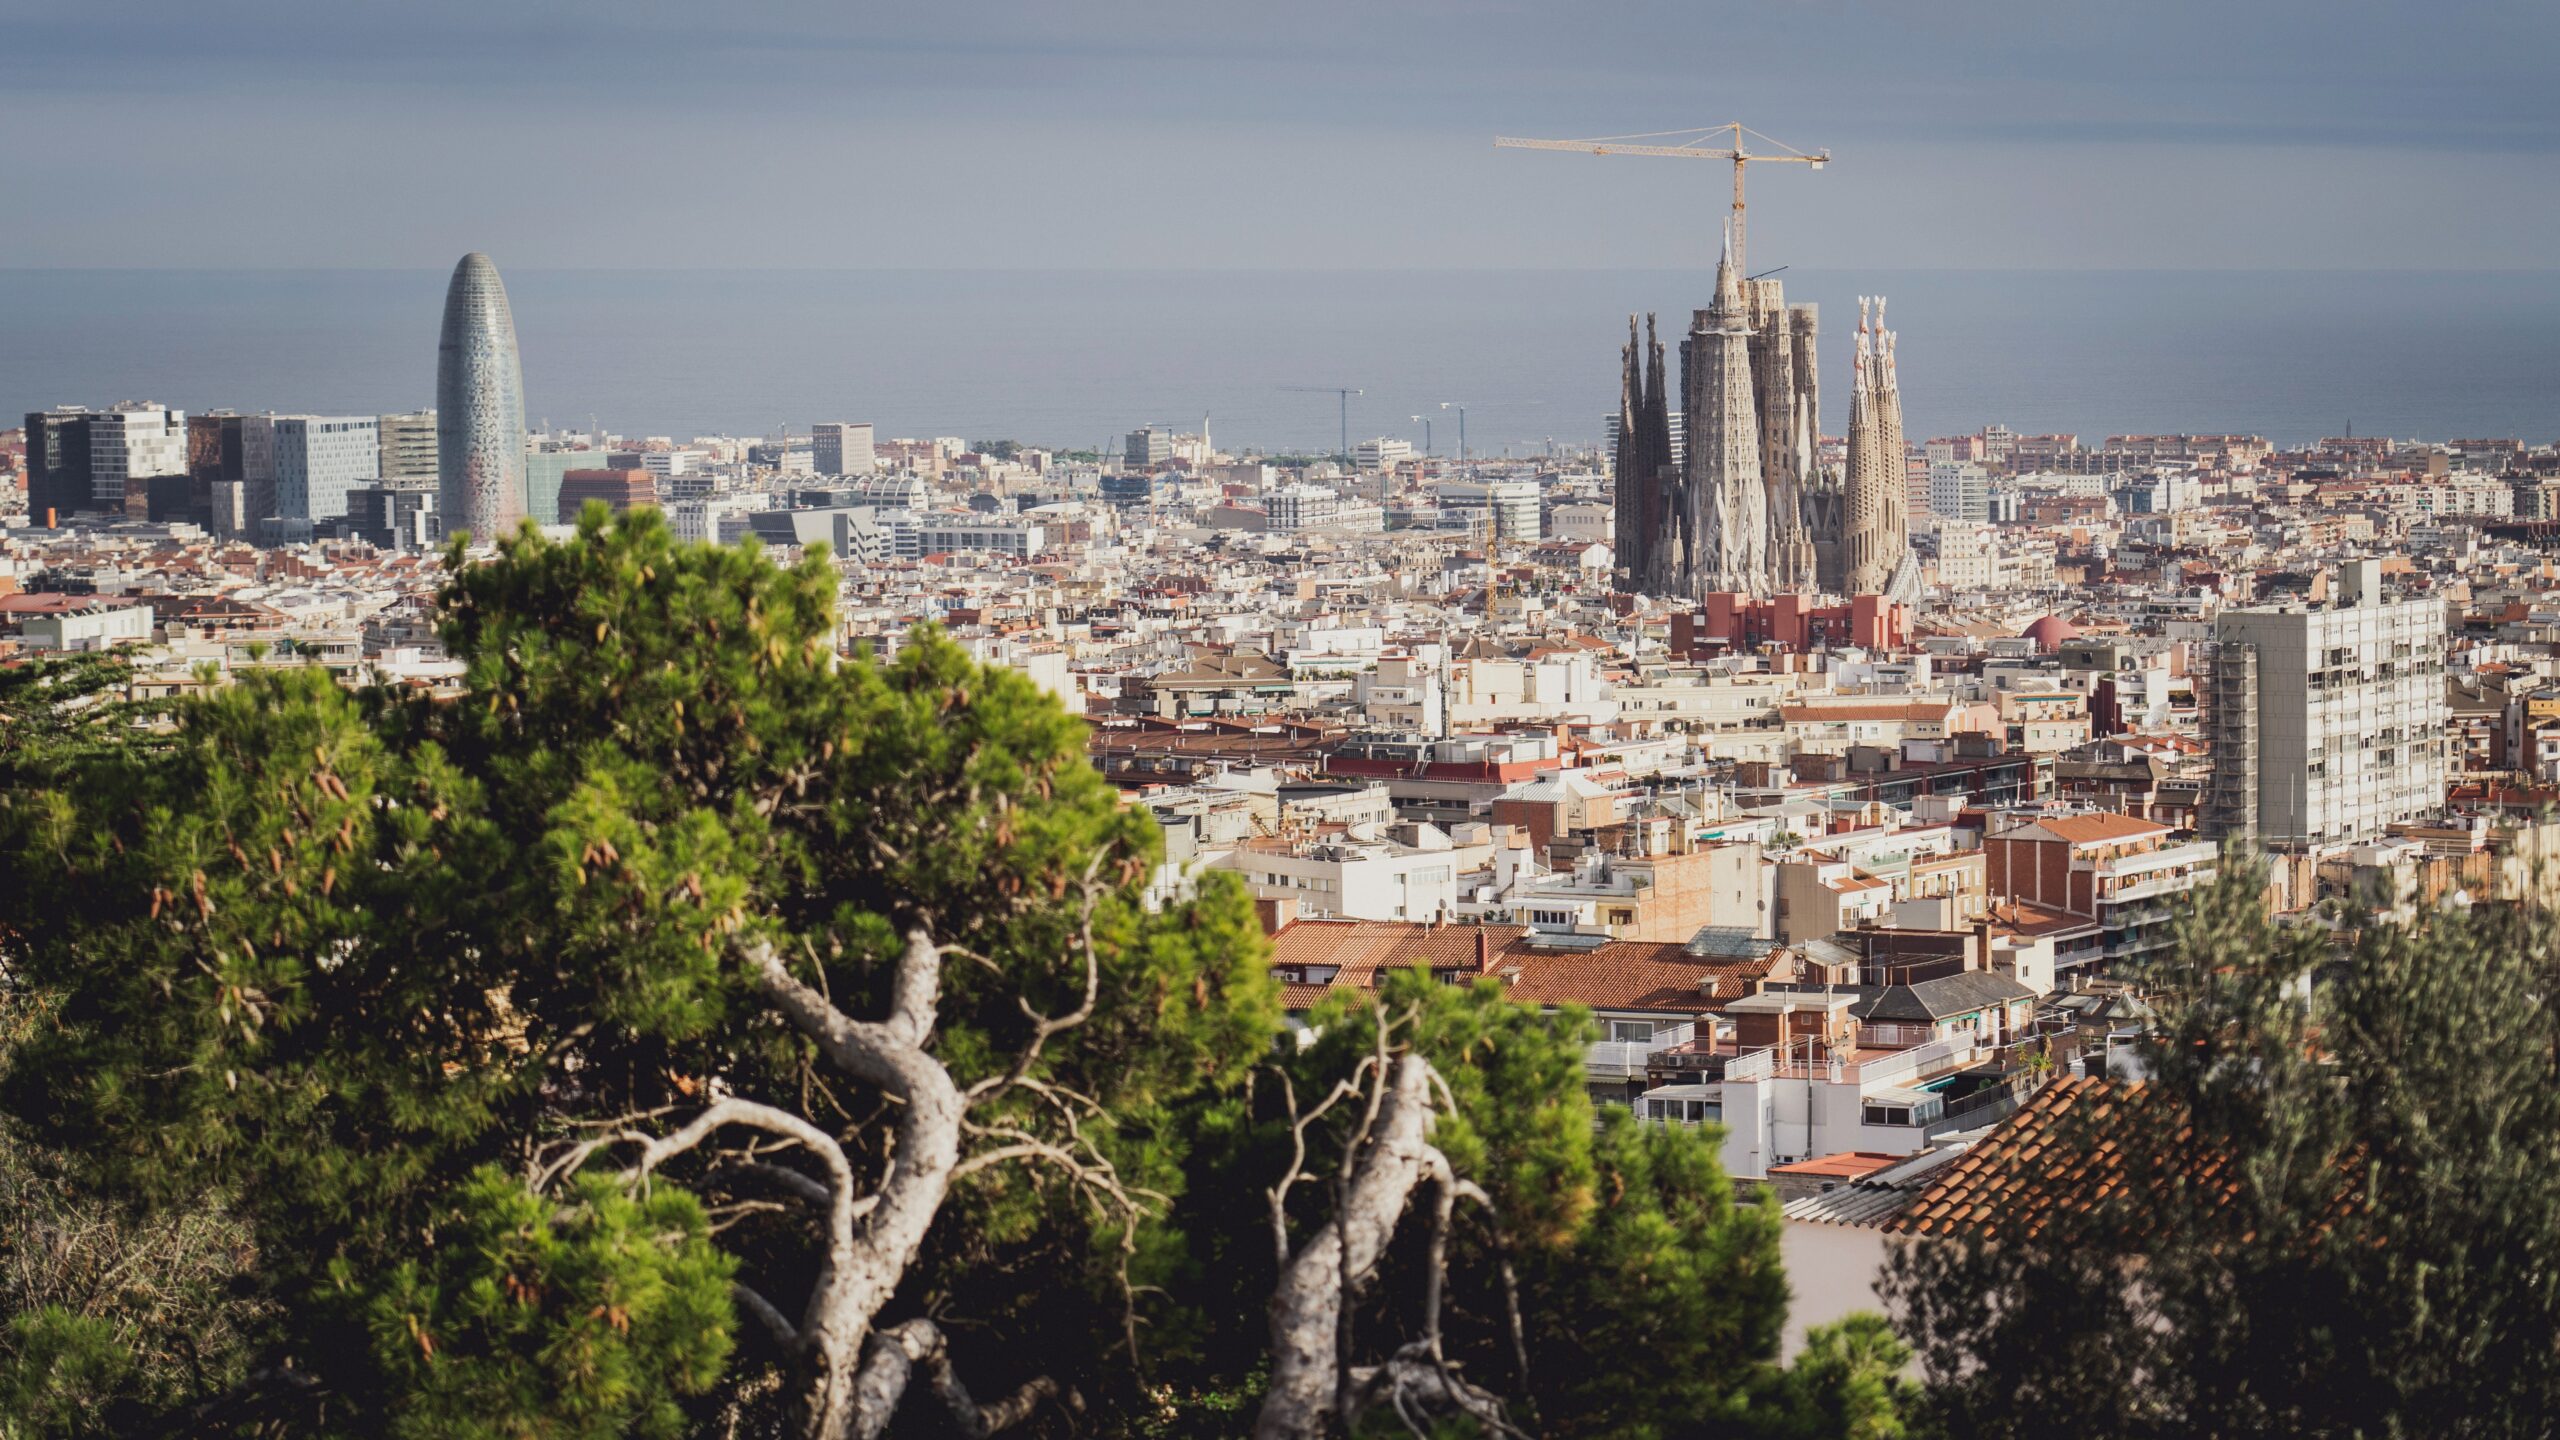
left=8, top=266, right=2555, bottom=455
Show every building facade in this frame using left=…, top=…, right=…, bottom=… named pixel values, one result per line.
left=271, top=416, right=380, bottom=522
left=811, top=422, right=876, bottom=476
left=2205, top=560, right=2449, bottom=850
left=377, top=410, right=438, bottom=490
left=436, top=253, right=528, bottom=541
left=556, top=467, right=656, bottom=523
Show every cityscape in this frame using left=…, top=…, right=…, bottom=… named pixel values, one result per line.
left=3, top=3, right=2558, bottom=1439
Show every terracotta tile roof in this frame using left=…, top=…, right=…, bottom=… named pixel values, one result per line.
left=1778, top=702, right=1954, bottom=724
left=1265, top=921, right=1524, bottom=1008
left=1769, top=1151, right=1905, bottom=1181
left=1263, top=921, right=1786, bottom=1014
left=1498, top=938, right=1787, bottom=1012
left=2004, top=810, right=2171, bottom=845
left=1891, top=1078, right=2197, bottom=1241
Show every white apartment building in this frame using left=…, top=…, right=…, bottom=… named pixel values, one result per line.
left=1266, top=484, right=1386, bottom=534
left=1926, top=462, right=1990, bottom=525
left=272, top=416, right=382, bottom=522
left=1548, top=503, right=1614, bottom=545
left=812, top=422, right=877, bottom=476
left=917, top=517, right=1047, bottom=561
left=1935, top=522, right=2004, bottom=591
left=1436, top=479, right=1541, bottom=543
left=1352, top=437, right=1413, bottom=470
left=2205, top=559, right=2449, bottom=850
left=1221, top=833, right=1463, bottom=923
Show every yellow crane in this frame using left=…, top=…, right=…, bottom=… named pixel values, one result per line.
left=1493, top=123, right=1828, bottom=276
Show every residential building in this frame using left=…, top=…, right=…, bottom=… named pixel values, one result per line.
left=1437, top=479, right=1541, bottom=543
left=2205, top=559, right=2450, bottom=848
left=1353, top=437, right=1413, bottom=470
left=917, top=517, right=1047, bottom=561
left=1983, top=808, right=2215, bottom=974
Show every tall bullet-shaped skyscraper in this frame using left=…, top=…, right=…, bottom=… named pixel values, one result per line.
left=436, top=253, right=527, bottom=541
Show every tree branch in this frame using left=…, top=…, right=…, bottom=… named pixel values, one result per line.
left=736, top=1282, right=801, bottom=1348
left=848, top=1319, right=1073, bottom=1440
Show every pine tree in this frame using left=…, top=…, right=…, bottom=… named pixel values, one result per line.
left=1885, top=857, right=2560, bottom=1439
left=0, top=511, right=1278, bottom=1437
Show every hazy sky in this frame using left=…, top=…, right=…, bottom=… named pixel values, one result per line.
left=7, top=0, right=2554, bottom=270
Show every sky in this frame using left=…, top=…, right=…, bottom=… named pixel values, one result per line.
left=6, top=0, right=2555, bottom=270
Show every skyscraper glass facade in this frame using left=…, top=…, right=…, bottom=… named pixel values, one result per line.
left=436, top=253, right=527, bottom=541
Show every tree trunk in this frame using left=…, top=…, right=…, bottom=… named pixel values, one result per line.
left=1254, top=1054, right=1438, bottom=1440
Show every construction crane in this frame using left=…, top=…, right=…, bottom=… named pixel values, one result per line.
left=1279, top=385, right=1363, bottom=462
left=1493, top=123, right=1828, bottom=276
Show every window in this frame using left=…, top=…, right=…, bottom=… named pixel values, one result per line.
left=1607, top=1020, right=1657, bottom=1044
left=1862, top=1104, right=1914, bottom=1126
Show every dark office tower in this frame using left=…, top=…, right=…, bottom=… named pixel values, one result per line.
left=556, top=467, right=657, bottom=525
left=24, top=410, right=93, bottom=527
left=188, top=412, right=277, bottom=533
left=436, top=253, right=527, bottom=542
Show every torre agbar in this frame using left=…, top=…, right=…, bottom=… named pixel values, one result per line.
left=1611, top=233, right=1916, bottom=604
left=436, top=253, right=528, bottom=542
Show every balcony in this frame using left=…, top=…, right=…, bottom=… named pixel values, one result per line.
left=1585, top=1021, right=1697, bottom=1080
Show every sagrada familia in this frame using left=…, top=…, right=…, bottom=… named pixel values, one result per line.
left=1613, top=228, right=1920, bottom=604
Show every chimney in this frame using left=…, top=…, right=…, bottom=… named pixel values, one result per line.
left=1254, top=894, right=1295, bottom=935
left=1475, top=926, right=1492, bottom=973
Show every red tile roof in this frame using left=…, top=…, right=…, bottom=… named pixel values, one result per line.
left=1264, top=920, right=1788, bottom=1014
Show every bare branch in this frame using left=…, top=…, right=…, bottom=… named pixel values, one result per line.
left=730, top=1160, right=835, bottom=1209
left=849, top=1319, right=1074, bottom=1440
left=965, top=852, right=1111, bottom=1111
left=736, top=1283, right=801, bottom=1348
left=1266, top=1064, right=1366, bottom=1271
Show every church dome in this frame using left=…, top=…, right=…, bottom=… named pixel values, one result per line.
left=2021, top=614, right=2081, bottom=651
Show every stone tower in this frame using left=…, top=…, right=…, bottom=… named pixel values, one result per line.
left=436, top=252, right=528, bottom=543
left=1681, top=227, right=1767, bottom=596
left=1636, top=315, right=1676, bottom=592
left=1842, top=295, right=1913, bottom=597
left=1747, top=278, right=1820, bottom=594
left=1612, top=315, right=1644, bottom=586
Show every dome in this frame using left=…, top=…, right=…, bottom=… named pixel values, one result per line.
left=2021, top=614, right=2081, bottom=651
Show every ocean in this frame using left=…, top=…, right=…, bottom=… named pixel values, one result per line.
left=3, top=269, right=2553, bottom=455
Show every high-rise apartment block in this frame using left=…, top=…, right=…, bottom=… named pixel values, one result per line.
left=812, top=422, right=876, bottom=476
left=2205, top=560, right=2449, bottom=850
left=272, top=416, right=380, bottom=522
left=378, top=410, right=439, bottom=490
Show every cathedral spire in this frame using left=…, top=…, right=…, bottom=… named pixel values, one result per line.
left=1713, top=221, right=1743, bottom=318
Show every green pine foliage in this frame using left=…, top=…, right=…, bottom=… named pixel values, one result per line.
left=357, top=1168, right=735, bottom=1440
left=1886, top=856, right=2560, bottom=1439
left=1150, top=968, right=1910, bottom=1438
left=0, top=509, right=1276, bottom=1435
